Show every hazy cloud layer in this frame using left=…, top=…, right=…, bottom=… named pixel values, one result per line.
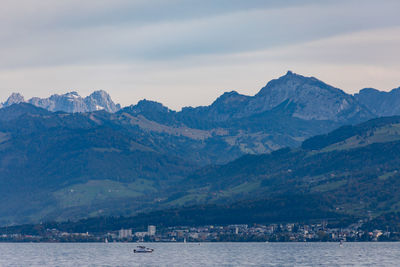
left=0, top=0, right=399, bottom=109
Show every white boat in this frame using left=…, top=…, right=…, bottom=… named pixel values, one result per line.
left=133, top=246, right=154, bottom=253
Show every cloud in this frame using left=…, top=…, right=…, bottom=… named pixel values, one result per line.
left=2, top=0, right=399, bottom=68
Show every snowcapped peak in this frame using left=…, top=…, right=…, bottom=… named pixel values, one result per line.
left=3, top=92, right=25, bottom=107
left=65, top=91, right=81, bottom=98
left=1, top=90, right=123, bottom=113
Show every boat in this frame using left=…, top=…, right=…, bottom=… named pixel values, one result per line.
left=133, top=246, right=154, bottom=253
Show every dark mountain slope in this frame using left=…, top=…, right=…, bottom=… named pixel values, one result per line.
left=0, top=104, right=196, bottom=225
left=302, top=116, right=400, bottom=150
left=0, top=103, right=51, bottom=121
left=0, top=194, right=349, bottom=236
left=170, top=116, right=400, bottom=219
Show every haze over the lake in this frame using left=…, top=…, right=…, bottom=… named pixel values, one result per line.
left=1, top=0, right=399, bottom=110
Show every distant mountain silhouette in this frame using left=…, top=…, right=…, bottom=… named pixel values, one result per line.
left=355, top=87, right=400, bottom=116
left=178, top=71, right=373, bottom=123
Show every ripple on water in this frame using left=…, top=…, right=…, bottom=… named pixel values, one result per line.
left=0, top=242, right=400, bottom=267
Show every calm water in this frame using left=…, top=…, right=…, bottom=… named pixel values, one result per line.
left=0, top=242, right=399, bottom=266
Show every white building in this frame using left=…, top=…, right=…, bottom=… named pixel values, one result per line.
left=148, top=225, right=156, bottom=236
left=118, top=229, right=132, bottom=239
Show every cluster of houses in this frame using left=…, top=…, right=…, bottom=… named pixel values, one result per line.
left=0, top=222, right=394, bottom=242
left=114, top=225, right=157, bottom=240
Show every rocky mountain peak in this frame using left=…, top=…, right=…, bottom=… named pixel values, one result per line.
left=128, top=99, right=171, bottom=114
left=257, top=71, right=318, bottom=97
left=282, top=70, right=299, bottom=78
left=205, top=91, right=250, bottom=119
left=1, top=91, right=121, bottom=113
left=212, top=91, right=249, bottom=106
left=121, top=99, right=178, bottom=126
left=4, top=93, right=25, bottom=107
left=89, top=90, right=109, bottom=99
left=85, top=90, right=121, bottom=112
left=178, top=71, right=374, bottom=123
left=244, top=71, right=371, bottom=122
left=64, top=91, right=81, bottom=98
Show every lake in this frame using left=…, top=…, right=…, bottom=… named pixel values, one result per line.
left=0, top=242, right=399, bottom=266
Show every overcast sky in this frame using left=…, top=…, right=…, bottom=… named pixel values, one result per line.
left=0, top=0, right=399, bottom=110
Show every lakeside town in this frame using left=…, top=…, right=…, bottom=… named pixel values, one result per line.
left=0, top=221, right=398, bottom=243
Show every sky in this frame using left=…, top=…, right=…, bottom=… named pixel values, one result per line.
left=0, top=0, right=399, bottom=110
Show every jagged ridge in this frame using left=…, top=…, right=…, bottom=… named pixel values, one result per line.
left=0, top=90, right=121, bottom=113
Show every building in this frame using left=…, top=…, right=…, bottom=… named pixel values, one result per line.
left=118, top=229, right=132, bottom=239
left=135, top=231, right=147, bottom=238
left=148, top=225, right=156, bottom=236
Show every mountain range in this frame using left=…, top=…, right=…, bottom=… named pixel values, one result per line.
left=0, top=90, right=121, bottom=113
left=2, top=71, right=400, bottom=119
left=1, top=71, right=400, bottom=225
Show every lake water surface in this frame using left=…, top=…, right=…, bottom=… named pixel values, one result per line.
left=0, top=242, right=399, bottom=266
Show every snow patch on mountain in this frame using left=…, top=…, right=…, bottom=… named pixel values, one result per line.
left=1, top=90, right=121, bottom=113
